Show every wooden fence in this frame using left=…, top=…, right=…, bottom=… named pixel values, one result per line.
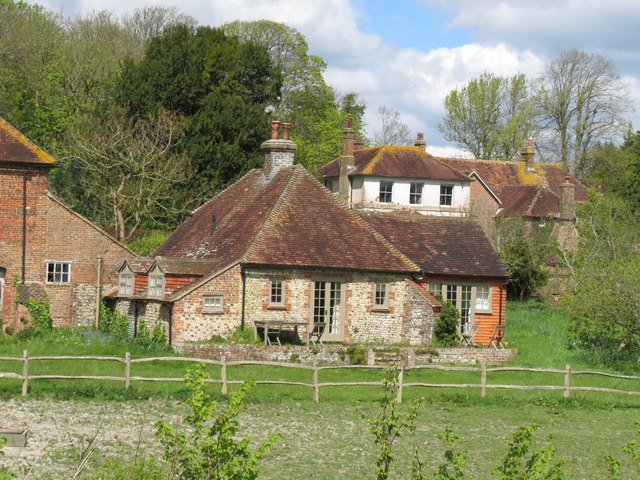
left=1, top=351, right=640, bottom=403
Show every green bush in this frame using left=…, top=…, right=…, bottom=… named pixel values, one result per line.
left=127, top=230, right=168, bottom=256
left=99, top=303, right=129, bottom=341
left=434, top=301, right=460, bottom=347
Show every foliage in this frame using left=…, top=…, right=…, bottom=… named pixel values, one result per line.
left=492, top=424, right=570, bottom=479
left=0, top=437, right=15, bottom=480
left=534, top=48, right=632, bottom=177
left=373, top=105, right=412, bottom=146
left=500, top=238, right=549, bottom=300
left=84, top=457, right=165, bottom=479
left=117, top=23, right=279, bottom=197
left=434, top=300, right=461, bottom=347
left=155, top=364, right=280, bottom=479
left=367, top=367, right=423, bottom=480
left=136, top=317, right=169, bottom=349
left=432, top=426, right=468, bottom=480
left=63, top=107, right=196, bottom=242
left=23, top=297, right=52, bottom=337
left=605, top=419, right=640, bottom=479
left=99, top=303, right=130, bottom=341
left=128, top=230, right=169, bottom=256
left=439, top=72, right=535, bottom=159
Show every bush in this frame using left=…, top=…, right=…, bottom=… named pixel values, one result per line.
left=99, top=303, right=130, bottom=341
left=434, top=301, right=460, bottom=347
left=127, top=230, right=168, bottom=256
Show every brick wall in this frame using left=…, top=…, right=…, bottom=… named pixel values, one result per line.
left=468, top=177, right=500, bottom=241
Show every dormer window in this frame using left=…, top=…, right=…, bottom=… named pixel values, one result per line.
left=148, top=265, right=164, bottom=298
left=119, top=269, right=134, bottom=296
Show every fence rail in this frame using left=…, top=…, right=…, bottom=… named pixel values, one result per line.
left=1, top=350, right=639, bottom=403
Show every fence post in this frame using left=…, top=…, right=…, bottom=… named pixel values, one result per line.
left=313, top=362, right=319, bottom=403
left=124, top=352, right=131, bottom=389
left=367, top=347, right=375, bottom=366
left=396, top=363, right=404, bottom=404
left=21, top=350, right=28, bottom=398
left=221, top=354, right=228, bottom=395
left=564, top=363, right=570, bottom=398
left=481, top=362, right=487, bottom=398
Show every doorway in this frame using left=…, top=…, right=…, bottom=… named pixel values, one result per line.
left=312, top=280, right=344, bottom=342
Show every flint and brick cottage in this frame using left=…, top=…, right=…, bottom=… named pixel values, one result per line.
left=110, top=122, right=441, bottom=346
left=0, top=117, right=135, bottom=331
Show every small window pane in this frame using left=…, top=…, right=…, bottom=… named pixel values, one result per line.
left=47, top=262, right=70, bottom=283
left=148, top=275, right=164, bottom=297
left=409, top=183, right=423, bottom=205
left=476, top=285, right=491, bottom=311
left=428, top=283, right=442, bottom=297
left=374, top=283, right=388, bottom=307
left=119, top=274, right=133, bottom=295
left=379, top=181, right=393, bottom=203
left=203, top=296, right=223, bottom=312
left=270, top=279, right=283, bottom=305
left=439, top=185, right=453, bottom=206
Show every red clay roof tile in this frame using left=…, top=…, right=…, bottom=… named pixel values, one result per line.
left=0, top=117, right=56, bottom=167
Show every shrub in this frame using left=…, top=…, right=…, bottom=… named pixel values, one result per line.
left=128, top=230, right=168, bottom=256
left=434, top=301, right=460, bottom=347
left=99, top=303, right=130, bottom=341
left=22, top=297, right=52, bottom=337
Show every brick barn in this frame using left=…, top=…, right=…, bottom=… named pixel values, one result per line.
left=0, top=117, right=135, bottom=330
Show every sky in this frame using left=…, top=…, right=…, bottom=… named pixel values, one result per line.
left=28, top=0, right=640, bottom=157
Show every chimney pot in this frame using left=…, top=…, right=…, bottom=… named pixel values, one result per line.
left=271, top=120, right=281, bottom=140
left=415, top=132, right=427, bottom=151
left=282, top=122, right=290, bottom=141
left=521, top=138, right=535, bottom=169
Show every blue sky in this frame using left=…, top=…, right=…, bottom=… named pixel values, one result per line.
left=28, top=0, right=640, bottom=156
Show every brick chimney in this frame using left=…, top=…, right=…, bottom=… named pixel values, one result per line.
left=521, top=138, right=535, bottom=171
left=559, top=176, right=575, bottom=220
left=415, top=132, right=426, bottom=151
left=339, top=115, right=355, bottom=203
left=261, top=120, right=296, bottom=178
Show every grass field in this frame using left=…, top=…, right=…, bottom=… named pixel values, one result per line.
left=1, top=301, right=640, bottom=478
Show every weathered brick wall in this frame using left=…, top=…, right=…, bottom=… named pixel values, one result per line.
left=172, top=264, right=243, bottom=342
left=403, top=282, right=436, bottom=345
left=468, top=178, right=500, bottom=240
left=45, top=197, right=135, bottom=326
left=0, top=167, right=50, bottom=330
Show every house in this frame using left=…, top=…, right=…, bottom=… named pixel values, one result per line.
left=438, top=140, right=587, bottom=246
left=320, top=120, right=471, bottom=216
left=0, top=117, right=136, bottom=331
left=359, top=211, right=508, bottom=345
left=108, top=122, right=441, bottom=346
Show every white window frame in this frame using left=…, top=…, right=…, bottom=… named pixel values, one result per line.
left=379, top=181, right=393, bottom=203
left=46, top=261, right=71, bottom=284
left=269, top=279, right=284, bottom=306
left=428, top=282, right=493, bottom=329
left=409, top=183, right=423, bottom=205
left=373, top=282, right=389, bottom=309
left=119, top=272, right=134, bottom=296
left=439, top=184, right=453, bottom=207
left=203, top=295, right=223, bottom=313
left=475, top=284, right=492, bottom=313
left=148, top=272, right=164, bottom=298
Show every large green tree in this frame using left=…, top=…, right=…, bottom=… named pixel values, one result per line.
left=439, top=72, right=535, bottom=160
left=117, top=24, right=280, bottom=193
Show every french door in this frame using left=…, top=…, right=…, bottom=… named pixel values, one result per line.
left=312, top=280, right=344, bottom=341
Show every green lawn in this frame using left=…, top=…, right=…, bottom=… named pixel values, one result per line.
left=2, top=305, right=640, bottom=478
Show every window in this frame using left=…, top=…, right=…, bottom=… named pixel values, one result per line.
left=428, top=282, right=442, bottom=297
left=409, top=183, right=423, bottom=205
left=46, top=261, right=70, bottom=284
left=119, top=273, right=133, bottom=295
left=374, top=283, right=389, bottom=309
left=148, top=273, right=164, bottom=297
left=379, top=181, right=393, bottom=203
left=270, top=279, right=284, bottom=306
left=203, top=295, right=223, bottom=313
left=475, top=285, right=492, bottom=312
left=439, top=185, right=453, bottom=206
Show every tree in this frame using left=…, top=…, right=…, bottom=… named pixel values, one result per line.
left=500, top=237, right=549, bottom=300
left=64, top=109, right=196, bottom=242
left=123, top=5, right=196, bottom=42
left=373, top=105, right=412, bottom=146
left=534, top=49, right=632, bottom=177
left=439, top=72, right=535, bottom=159
left=117, top=24, right=279, bottom=194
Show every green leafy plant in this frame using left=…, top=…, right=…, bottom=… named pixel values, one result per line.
left=0, top=437, right=15, bottom=479
left=155, top=364, right=280, bottom=479
left=434, top=301, right=461, bottom=347
left=605, top=419, right=640, bottom=479
left=433, top=426, right=468, bottom=480
left=23, top=297, right=52, bottom=337
left=492, top=424, right=570, bottom=479
left=368, top=367, right=423, bottom=480
left=99, top=303, right=130, bottom=341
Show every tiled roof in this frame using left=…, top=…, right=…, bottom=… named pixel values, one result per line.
left=320, top=146, right=468, bottom=181
left=360, top=211, right=508, bottom=279
left=0, top=117, right=56, bottom=167
left=439, top=157, right=587, bottom=216
left=155, top=165, right=419, bottom=274
left=406, top=279, right=442, bottom=308
left=125, top=258, right=154, bottom=274
left=153, top=256, right=219, bottom=276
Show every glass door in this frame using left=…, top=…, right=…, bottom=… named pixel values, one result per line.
left=313, top=280, right=344, bottom=341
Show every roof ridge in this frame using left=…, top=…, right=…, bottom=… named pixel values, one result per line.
left=0, top=117, right=56, bottom=165
left=241, top=167, right=298, bottom=263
